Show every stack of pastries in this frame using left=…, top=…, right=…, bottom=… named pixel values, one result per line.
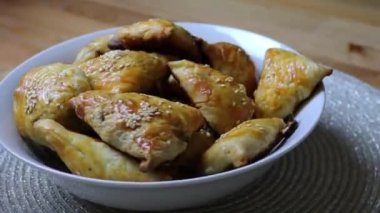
left=13, top=19, right=332, bottom=181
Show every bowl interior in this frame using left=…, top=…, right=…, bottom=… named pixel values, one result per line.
left=0, top=22, right=325, bottom=185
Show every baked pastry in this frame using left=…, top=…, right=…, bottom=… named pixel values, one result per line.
left=202, top=42, right=257, bottom=96
left=78, top=50, right=169, bottom=93
left=74, top=35, right=112, bottom=63
left=70, top=91, right=205, bottom=171
left=169, top=60, right=255, bottom=134
left=108, top=19, right=202, bottom=62
left=13, top=63, right=91, bottom=147
left=254, top=48, right=333, bottom=118
left=202, top=118, right=285, bottom=175
left=174, top=128, right=215, bottom=170
left=34, top=119, right=169, bottom=181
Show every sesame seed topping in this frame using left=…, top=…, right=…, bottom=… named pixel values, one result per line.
left=287, top=64, right=295, bottom=72
left=101, top=50, right=124, bottom=60
left=24, top=71, right=60, bottom=114
left=86, top=50, right=126, bottom=74
left=295, top=61, right=305, bottom=70
left=25, top=89, right=38, bottom=114
left=114, top=100, right=160, bottom=129
left=232, top=101, right=236, bottom=107
left=125, top=113, right=142, bottom=129
left=139, top=101, right=160, bottom=118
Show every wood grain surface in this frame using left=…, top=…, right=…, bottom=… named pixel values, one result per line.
left=1, top=0, right=380, bottom=87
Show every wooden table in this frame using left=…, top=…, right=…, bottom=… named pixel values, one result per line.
left=1, top=0, right=380, bottom=88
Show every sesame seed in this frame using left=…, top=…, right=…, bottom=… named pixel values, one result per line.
left=200, top=128, right=211, bottom=137
left=101, top=50, right=124, bottom=60
left=25, top=86, right=38, bottom=114
left=114, top=100, right=161, bottom=129
left=139, top=101, right=160, bottom=118
left=91, top=50, right=126, bottom=73
left=225, top=76, right=234, bottom=82
left=232, top=102, right=236, bottom=107
left=24, top=74, right=58, bottom=114
left=124, top=113, right=142, bottom=129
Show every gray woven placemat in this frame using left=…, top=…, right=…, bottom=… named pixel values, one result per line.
left=1, top=71, right=379, bottom=213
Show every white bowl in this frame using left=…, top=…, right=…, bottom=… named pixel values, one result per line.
left=0, top=22, right=325, bottom=211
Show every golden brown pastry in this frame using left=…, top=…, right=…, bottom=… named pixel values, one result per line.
left=202, top=118, right=285, bottom=175
left=169, top=60, right=255, bottom=134
left=70, top=91, right=205, bottom=171
left=108, top=19, right=202, bottom=62
left=13, top=63, right=91, bottom=147
left=174, top=128, right=215, bottom=170
left=202, top=42, right=257, bottom=96
left=254, top=48, right=333, bottom=118
left=34, top=119, right=169, bottom=181
left=74, top=35, right=112, bottom=63
left=78, top=50, right=169, bottom=93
